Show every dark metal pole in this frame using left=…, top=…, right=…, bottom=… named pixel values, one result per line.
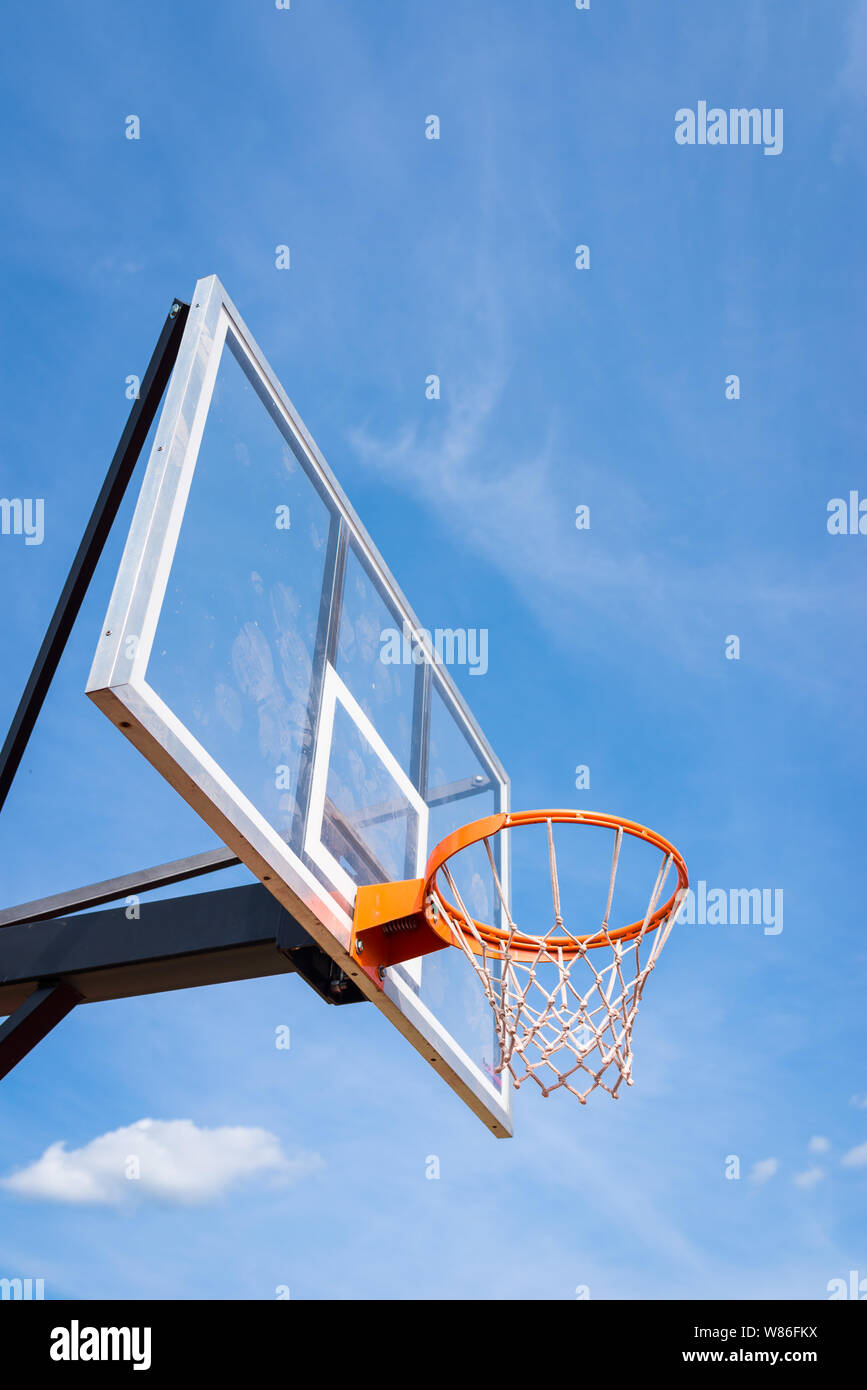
left=0, top=983, right=83, bottom=1080
left=0, top=297, right=190, bottom=814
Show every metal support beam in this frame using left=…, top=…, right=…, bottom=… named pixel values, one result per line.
left=0, top=298, right=190, bottom=815
left=0, top=847, right=240, bottom=928
left=0, top=983, right=82, bottom=1080
left=0, top=882, right=366, bottom=1022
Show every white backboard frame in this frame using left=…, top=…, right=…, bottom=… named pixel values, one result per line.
left=87, top=275, right=512, bottom=1137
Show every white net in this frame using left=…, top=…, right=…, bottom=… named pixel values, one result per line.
left=430, top=820, right=683, bottom=1103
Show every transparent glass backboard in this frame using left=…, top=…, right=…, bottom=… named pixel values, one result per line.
left=87, top=277, right=512, bottom=1135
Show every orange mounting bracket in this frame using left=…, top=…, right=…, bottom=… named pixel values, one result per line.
left=349, top=814, right=510, bottom=989
left=350, top=878, right=452, bottom=989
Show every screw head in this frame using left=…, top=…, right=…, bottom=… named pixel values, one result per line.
left=377, top=966, right=386, bottom=980
left=355, top=939, right=364, bottom=954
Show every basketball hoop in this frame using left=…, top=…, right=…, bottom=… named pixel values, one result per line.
left=351, top=810, right=689, bottom=1104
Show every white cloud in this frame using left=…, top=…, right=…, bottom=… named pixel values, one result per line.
left=838, top=1, right=867, bottom=105
left=750, top=1158, right=779, bottom=1184
left=808, top=1136, right=831, bottom=1155
left=841, top=1141, right=867, bottom=1169
left=793, top=1167, right=825, bottom=1190
left=834, top=0, right=867, bottom=165
left=850, top=1094, right=867, bottom=1110
left=0, top=1119, right=320, bottom=1206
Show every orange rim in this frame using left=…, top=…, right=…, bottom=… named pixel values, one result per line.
left=422, top=809, right=688, bottom=958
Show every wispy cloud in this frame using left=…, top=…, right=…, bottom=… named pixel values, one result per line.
left=0, top=1119, right=320, bottom=1207
left=750, top=1158, right=779, bottom=1184
left=808, top=1136, right=831, bottom=1155
left=349, top=348, right=691, bottom=665
left=841, top=1141, right=867, bottom=1169
left=835, top=0, right=867, bottom=164
left=348, top=277, right=866, bottom=689
left=793, top=1167, right=825, bottom=1190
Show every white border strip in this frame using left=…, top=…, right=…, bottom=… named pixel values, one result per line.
left=304, top=665, right=429, bottom=903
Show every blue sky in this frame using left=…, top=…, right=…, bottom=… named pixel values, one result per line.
left=1, top=0, right=866, bottom=1299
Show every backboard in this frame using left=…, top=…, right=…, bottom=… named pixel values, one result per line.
left=87, top=275, right=512, bottom=1136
